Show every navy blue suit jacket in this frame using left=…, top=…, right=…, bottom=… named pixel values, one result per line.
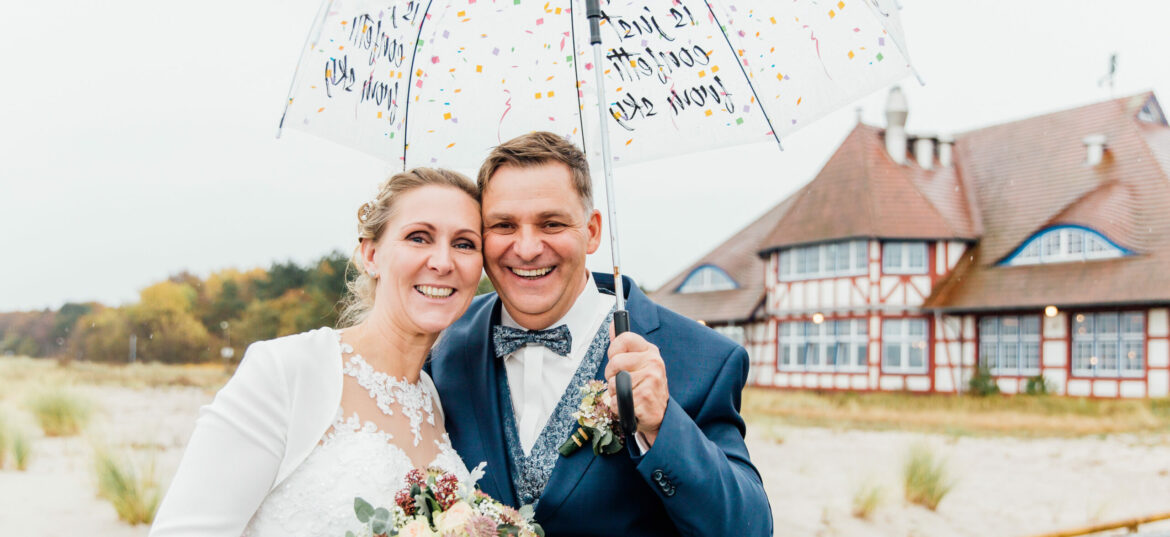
left=428, top=273, right=772, bottom=536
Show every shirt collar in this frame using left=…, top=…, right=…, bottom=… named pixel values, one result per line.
left=500, top=271, right=602, bottom=354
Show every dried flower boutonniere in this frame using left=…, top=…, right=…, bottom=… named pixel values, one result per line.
left=557, top=380, right=625, bottom=457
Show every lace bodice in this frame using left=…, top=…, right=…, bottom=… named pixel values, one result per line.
left=242, top=335, right=469, bottom=537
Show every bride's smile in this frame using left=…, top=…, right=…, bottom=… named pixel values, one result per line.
left=364, top=184, right=483, bottom=337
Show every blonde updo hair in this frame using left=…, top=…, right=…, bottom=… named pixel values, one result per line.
left=338, top=168, right=479, bottom=327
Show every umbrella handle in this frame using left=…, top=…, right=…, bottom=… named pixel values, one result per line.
left=613, top=310, right=639, bottom=454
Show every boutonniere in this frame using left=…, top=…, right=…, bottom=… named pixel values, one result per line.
left=557, top=380, right=625, bottom=457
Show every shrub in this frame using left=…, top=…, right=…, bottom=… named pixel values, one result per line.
left=93, top=448, right=160, bottom=525
left=968, top=367, right=1000, bottom=397
left=903, top=443, right=955, bottom=510
left=851, top=481, right=884, bottom=519
left=1025, top=375, right=1053, bottom=396
left=27, top=388, right=92, bottom=436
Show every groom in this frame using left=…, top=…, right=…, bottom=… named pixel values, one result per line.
left=429, top=132, right=772, bottom=536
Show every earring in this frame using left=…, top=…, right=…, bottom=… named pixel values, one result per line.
left=368, top=269, right=378, bottom=278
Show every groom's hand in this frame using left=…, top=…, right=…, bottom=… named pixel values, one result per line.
left=605, top=327, right=668, bottom=448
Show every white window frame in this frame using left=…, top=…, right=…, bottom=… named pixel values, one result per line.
left=882, top=241, right=928, bottom=275
left=1005, top=227, right=1125, bottom=266
left=881, top=318, right=929, bottom=374
left=978, top=315, right=1041, bottom=376
left=1071, top=311, right=1145, bottom=378
left=777, top=240, right=868, bottom=282
left=677, top=265, right=737, bottom=293
left=777, top=319, right=869, bottom=373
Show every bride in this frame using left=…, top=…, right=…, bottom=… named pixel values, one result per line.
left=150, top=168, right=484, bottom=536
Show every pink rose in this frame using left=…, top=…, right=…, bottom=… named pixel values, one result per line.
left=398, top=516, right=437, bottom=537
left=435, top=500, right=475, bottom=533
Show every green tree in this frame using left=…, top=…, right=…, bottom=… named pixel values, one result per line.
left=254, top=261, right=309, bottom=301
left=52, top=302, right=94, bottom=353
left=68, top=307, right=133, bottom=362
left=127, top=282, right=212, bottom=363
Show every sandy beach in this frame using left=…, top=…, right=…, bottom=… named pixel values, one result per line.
left=2, top=383, right=1169, bottom=536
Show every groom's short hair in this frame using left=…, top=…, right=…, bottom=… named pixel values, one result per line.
left=478, top=131, right=594, bottom=212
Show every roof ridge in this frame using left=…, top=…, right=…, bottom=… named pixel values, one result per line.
left=956, top=91, right=1153, bottom=139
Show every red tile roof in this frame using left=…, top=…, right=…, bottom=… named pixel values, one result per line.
left=758, top=124, right=979, bottom=254
left=927, top=92, right=1170, bottom=310
left=655, top=92, right=1170, bottom=321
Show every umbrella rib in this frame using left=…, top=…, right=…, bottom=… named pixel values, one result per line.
left=401, top=0, right=437, bottom=170
left=278, top=0, right=336, bottom=137
left=701, top=0, right=783, bottom=151
left=567, top=0, right=588, bottom=155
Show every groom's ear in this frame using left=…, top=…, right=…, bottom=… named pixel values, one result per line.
left=585, top=208, right=602, bottom=255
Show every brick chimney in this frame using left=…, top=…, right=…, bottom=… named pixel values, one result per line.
left=885, top=86, right=908, bottom=165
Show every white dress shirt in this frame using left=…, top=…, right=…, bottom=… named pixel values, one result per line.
left=500, top=273, right=615, bottom=454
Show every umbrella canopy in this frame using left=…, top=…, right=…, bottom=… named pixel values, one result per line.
left=279, top=0, right=914, bottom=169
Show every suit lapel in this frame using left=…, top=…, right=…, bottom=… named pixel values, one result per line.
left=534, top=274, right=659, bottom=519
left=465, top=297, right=518, bottom=506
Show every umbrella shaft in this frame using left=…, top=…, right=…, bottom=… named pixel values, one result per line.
left=590, top=40, right=626, bottom=313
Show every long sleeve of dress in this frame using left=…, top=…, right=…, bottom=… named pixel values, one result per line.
left=150, top=342, right=290, bottom=537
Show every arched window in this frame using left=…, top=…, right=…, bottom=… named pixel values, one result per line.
left=1002, top=226, right=1127, bottom=266
left=676, top=265, right=738, bottom=293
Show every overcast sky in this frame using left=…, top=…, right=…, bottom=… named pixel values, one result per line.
left=2, top=0, right=1169, bottom=312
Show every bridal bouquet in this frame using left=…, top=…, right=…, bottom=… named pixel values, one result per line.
left=346, top=467, right=544, bottom=537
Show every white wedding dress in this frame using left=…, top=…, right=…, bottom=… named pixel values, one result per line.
left=241, top=336, right=471, bottom=536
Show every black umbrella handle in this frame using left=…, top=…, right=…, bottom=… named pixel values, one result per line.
left=613, top=310, right=639, bottom=454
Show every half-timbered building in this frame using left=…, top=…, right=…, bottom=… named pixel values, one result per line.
left=651, top=89, right=1170, bottom=397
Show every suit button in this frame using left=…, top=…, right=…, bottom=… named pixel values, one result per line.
left=652, top=469, right=664, bottom=481
left=664, top=485, right=677, bottom=497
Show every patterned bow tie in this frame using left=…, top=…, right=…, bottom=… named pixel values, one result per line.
left=492, top=324, right=572, bottom=358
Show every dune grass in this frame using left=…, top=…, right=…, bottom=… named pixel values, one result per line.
left=0, top=356, right=230, bottom=393
left=11, top=428, right=30, bottom=471
left=851, top=480, right=885, bottom=519
left=26, top=387, right=92, bottom=437
left=93, top=447, right=160, bottom=525
left=0, top=413, right=8, bottom=469
left=742, top=388, right=1170, bottom=437
left=902, top=443, right=954, bottom=510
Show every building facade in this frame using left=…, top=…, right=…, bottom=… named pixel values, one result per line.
left=651, top=90, right=1170, bottom=397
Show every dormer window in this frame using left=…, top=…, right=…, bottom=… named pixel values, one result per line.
left=1138, top=97, right=1167, bottom=125
left=1003, top=226, right=1127, bottom=266
left=676, top=265, right=738, bottom=293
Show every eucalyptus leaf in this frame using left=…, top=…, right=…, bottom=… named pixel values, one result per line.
left=354, top=497, right=375, bottom=522
left=498, top=524, right=521, bottom=537
left=373, top=507, right=391, bottom=522
left=371, top=519, right=387, bottom=535
left=346, top=532, right=356, bottom=537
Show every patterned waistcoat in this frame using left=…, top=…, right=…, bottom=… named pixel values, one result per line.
left=496, top=310, right=614, bottom=507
